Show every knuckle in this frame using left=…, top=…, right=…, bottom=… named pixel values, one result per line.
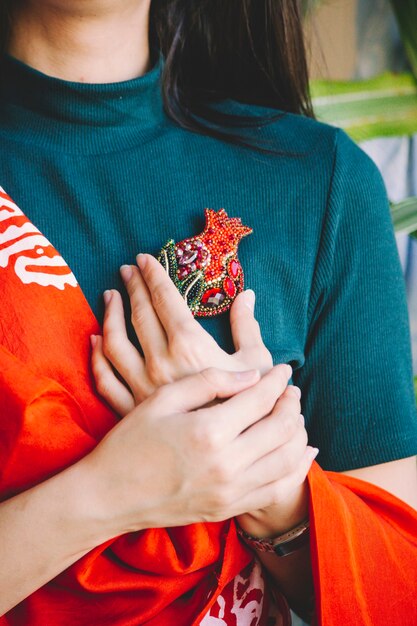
left=131, top=304, right=146, bottom=329
left=212, top=460, right=235, bottom=484
left=280, top=450, right=295, bottom=476
left=256, top=390, right=276, bottom=417
left=201, top=422, right=222, bottom=451
left=169, top=333, right=203, bottom=369
left=273, top=364, right=291, bottom=388
left=146, top=356, right=173, bottom=387
left=240, top=344, right=271, bottom=369
left=259, top=347, right=273, bottom=370
left=102, top=332, right=121, bottom=361
left=150, top=382, right=171, bottom=406
left=95, top=374, right=111, bottom=398
left=151, top=282, right=168, bottom=310
left=188, top=417, right=217, bottom=450
left=278, top=412, right=298, bottom=440
left=270, top=481, right=287, bottom=506
left=137, top=378, right=156, bottom=401
left=198, top=368, right=221, bottom=397
left=188, top=420, right=206, bottom=448
left=211, top=486, right=233, bottom=511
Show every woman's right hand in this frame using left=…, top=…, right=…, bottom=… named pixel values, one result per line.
left=80, top=363, right=311, bottom=537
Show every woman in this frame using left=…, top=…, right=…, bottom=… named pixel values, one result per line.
left=0, top=1, right=416, bottom=624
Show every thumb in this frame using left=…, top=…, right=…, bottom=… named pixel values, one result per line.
left=147, top=367, right=261, bottom=414
left=230, top=290, right=263, bottom=352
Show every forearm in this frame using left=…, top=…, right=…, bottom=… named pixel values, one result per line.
left=0, top=460, right=112, bottom=615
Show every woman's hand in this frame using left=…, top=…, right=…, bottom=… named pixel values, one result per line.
left=90, top=253, right=315, bottom=537
left=236, top=389, right=315, bottom=538
left=91, top=253, right=273, bottom=415
left=80, top=365, right=315, bottom=535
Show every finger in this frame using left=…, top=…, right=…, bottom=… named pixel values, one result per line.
left=228, top=447, right=318, bottom=518
left=207, top=364, right=292, bottom=440
left=233, top=393, right=302, bottom=466
left=120, top=264, right=167, bottom=359
left=145, top=367, right=261, bottom=415
left=91, top=335, right=136, bottom=416
left=102, top=290, right=148, bottom=397
left=136, top=254, right=198, bottom=341
left=239, top=422, right=308, bottom=490
left=230, top=290, right=264, bottom=352
left=274, top=385, right=302, bottom=417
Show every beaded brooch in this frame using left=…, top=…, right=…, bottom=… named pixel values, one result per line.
left=157, top=209, right=252, bottom=317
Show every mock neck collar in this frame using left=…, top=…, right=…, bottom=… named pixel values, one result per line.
left=0, top=52, right=168, bottom=154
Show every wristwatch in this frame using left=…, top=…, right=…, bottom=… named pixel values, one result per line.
left=237, top=519, right=310, bottom=557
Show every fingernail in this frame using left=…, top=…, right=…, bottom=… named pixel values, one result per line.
left=289, top=385, right=301, bottom=399
left=284, top=364, right=292, bottom=379
left=136, top=254, right=146, bottom=270
left=234, top=369, right=259, bottom=381
left=120, top=265, right=133, bottom=282
left=243, top=289, right=255, bottom=312
left=90, top=334, right=97, bottom=348
left=103, top=290, right=112, bottom=304
left=298, top=414, right=305, bottom=426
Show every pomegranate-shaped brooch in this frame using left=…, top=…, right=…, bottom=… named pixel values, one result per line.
left=157, top=209, right=252, bottom=317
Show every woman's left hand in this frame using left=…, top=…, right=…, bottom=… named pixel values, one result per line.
left=91, top=253, right=273, bottom=415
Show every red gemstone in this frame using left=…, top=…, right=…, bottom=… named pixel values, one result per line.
left=201, top=288, right=226, bottom=308
left=228, top=259, right=241, bottom=279
left=223, top=277, right=236, bottom=298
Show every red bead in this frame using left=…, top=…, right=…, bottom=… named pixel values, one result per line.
left=223, top=277, right=236, bottom=298
left=228, top=259, right=241, bottom=279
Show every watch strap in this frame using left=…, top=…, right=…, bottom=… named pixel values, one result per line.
left=237, top=519, right=310, bottom=557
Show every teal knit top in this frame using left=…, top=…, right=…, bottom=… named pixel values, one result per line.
left=1, top=54, right=416, bottom=471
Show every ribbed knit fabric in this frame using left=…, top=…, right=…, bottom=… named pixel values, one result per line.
left=0, top=53, right=416, bottom=471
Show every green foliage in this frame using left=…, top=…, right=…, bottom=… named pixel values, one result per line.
left=390, top=197, right=417, bottom=238
left=311, top=73, right=417, bottom=143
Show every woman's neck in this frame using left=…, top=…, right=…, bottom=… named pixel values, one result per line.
left=7, top=0, right=152, bottom=83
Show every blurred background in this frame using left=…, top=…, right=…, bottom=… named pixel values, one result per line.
left=305, top=0, right=417, bottom=390
left=294, top=8, right=417, bottom=624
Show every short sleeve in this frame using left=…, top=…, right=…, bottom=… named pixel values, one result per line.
left=294, top=129, right=417, bottom=471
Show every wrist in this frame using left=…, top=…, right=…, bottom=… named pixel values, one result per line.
left=237, top=517, right=310, bottom=557
left=62, top=457, right=127, bottom=548
left=237, top=480, right=309, bottom=539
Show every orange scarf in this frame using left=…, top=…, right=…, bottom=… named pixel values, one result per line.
left=0, top=187, right=416, bottom=625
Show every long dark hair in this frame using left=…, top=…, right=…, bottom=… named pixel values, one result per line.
left=150, top=0, right=313, bottom=151
left=1, top=1, right=313, bottom=152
